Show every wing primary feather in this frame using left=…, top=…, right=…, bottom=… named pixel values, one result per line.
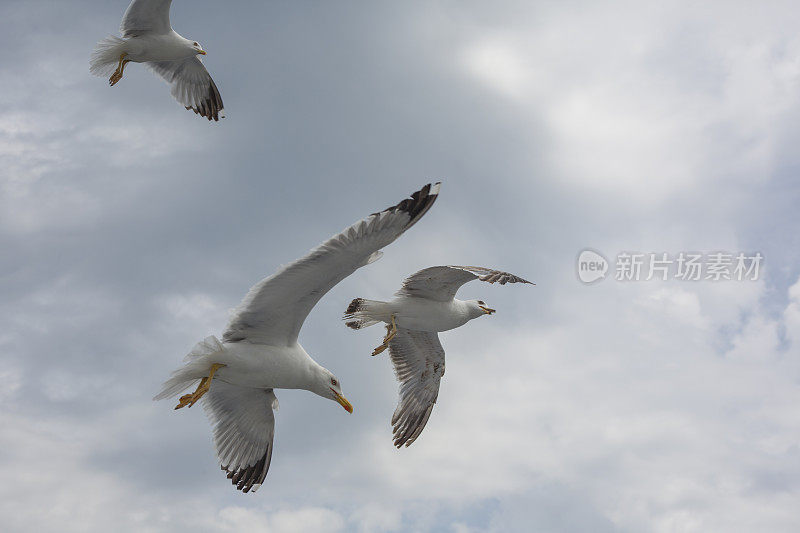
left=396, top=265, right=532, bottom=301
left=221, top=182, right=441, bottom=346
left=451, top=266, right=534, bottom=285
left=203, top=382, right=276, bottom=492
left=387, top=329, right=445, bottom=448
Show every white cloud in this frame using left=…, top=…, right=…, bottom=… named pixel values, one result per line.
left=305, top=270, right=800, bottom=531
left=458, top=3, right=800, bottom=206
left=157, top=292, right=229, bottom=332
left=349, top=502, right=403, bottom=533
left=219, top=506, right=345, bottom=533
left=2, top=1, right=799, bottom=532
left=462, top=37, right=530, bottom=100
left=784, top=278, right=800, bottom=345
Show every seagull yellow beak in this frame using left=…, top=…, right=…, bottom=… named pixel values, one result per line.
left=198, top=50, right=207, bottom=55
left=332, top=389, right=353, bottom=413
left=479, top=305, right=496, bottom=315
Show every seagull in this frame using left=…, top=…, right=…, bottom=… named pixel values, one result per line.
left=344, top=265, right=532, bottom=447
left=90, top=0, right=224, bottom=121
left=154, top=183, right=441, bottom=492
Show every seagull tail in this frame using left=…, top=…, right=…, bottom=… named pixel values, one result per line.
left=343, top=298, right=385, bottom=330
left=153, top=336, right=225, bottom=400
left=90, top=36, right=126, bottom=77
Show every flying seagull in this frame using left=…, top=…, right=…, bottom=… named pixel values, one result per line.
left=155, top=182, right=441, bottom=492
left=344, top=265, right=532, bottom=448
left=90, top=0, right=224, bottom=121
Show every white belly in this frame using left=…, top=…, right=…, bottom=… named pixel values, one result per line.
left=389, top=298, right=471, bottom=332
left=126, top=33, right=195, bottom=63
left=212, top=342, right=312, bottom=390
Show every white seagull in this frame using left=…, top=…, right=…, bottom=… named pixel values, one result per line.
left=155, top=183, right=440, bottom=492
left=344, top=265, right=532, bottom=447
left=90, top=0, right=224, bottom=121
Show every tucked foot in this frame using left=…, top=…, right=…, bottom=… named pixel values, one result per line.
left=371, top=315, right=397, bottom=356
left=109, top=70, right=122, bottom=86
left=109, top=54, right=129, bottom=86
left=174, top=389, right=202, bottom=409
left=371, top=344, right=388, bottom=356
left=174, top=363, right=226, bottom=410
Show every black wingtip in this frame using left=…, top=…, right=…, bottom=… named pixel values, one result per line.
left=375, top=182, right=441, bottom=231
left=453, top=266, right=533, bottom=286
left=392, top=403, right=435, bottom=448
left=404, top=182, right=440, bottom=223
left=222, top=445, right=271, bottom=493
left=187, top=78, right=224, bottom=121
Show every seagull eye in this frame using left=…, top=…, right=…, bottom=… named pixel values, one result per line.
left=193, top=42, right=198, bottom=46
left=478, top=300, right=485, bottom=305
left=331, top=378, right=338, bottom=386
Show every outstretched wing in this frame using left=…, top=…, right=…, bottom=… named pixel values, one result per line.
left=223, top=183, right=441, bottom=346
left=147, top=58, right=224, bottom=121
left=396, top=265, right=533, bottom=302
left=388, top=328, right=446, bottom=448
left=203, top=380, right=277, bottom=493
left=121, top=0, right=172, bottom=37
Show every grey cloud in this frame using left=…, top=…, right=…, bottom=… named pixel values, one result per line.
left=2, top=1, right=800, bottom=532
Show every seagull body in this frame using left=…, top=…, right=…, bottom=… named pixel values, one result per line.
left=344, top=266, right=532, bottom=447
left=113, top=33, right=198, bottom=63
left=199, top=342, right=322, bottom=391
left=90, top=0, right=224, bottom=121
left=356, top=297, right=479, bottom=333
left=155, top=183, right=440, bottom=492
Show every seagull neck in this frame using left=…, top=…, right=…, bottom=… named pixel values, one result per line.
left=302, top=359, right=330, bottom=397
left=452, top=298, right=469, bottom=313
left=453, top=298, right=481, bottom=321
left=288, top=344, right=325, bottom=392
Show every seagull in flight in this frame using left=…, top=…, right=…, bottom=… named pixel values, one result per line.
left=155, top=183, right=440, bottom=492
left=344, top=265, right=532, bottom=447
left=90, top=0, right=224, bottom=121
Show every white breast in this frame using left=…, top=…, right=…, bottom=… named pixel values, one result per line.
left=128, top=32, right=195, bottom=62
left=212, top=342, right=315, bottom=390
left=389, top=297, right=472, bottom=332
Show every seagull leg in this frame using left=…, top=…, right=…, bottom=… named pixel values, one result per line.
left=371, top=315, right=397, bottom=356
left=174, top=363, right=226, bottom=410
left=109, top=53, right=129, bottom=86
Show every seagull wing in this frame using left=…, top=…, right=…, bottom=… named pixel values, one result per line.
left=388, top=328, right=446, bottom=448
left=121, top=0, right=172, bottom=37
left=222, top=183, right=441, bottom=346
left=203, top=380, right=277, bottom=493
left=147, top=58, right=224, bottom=121
left=396, top=265, right=533, bottom=302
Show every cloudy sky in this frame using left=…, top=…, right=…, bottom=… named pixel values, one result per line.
left=2, top=0, right=800, bottom=531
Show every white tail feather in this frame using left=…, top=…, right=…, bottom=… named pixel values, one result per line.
left=343, top=298, right=386, bottom=330
left=153, top=336, right=225, bottom=400
left=90, top=36, right=126, bottom=77
left=183, top=336, right=224, bottom=362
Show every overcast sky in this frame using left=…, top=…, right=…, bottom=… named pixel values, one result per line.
left=2, top=1, right=800, bottom=531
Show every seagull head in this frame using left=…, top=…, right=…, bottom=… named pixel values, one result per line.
left=469, top=299, right=496, bottom=318
left=191, top=40, right=207, bottom=55
left=312, top=367, right=353, bottom=413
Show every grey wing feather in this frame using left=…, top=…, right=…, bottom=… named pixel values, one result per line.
left=121, top=0, right=172, bottom=37
left=452, top=266, right=533, bottom=285
left=147, top=58, right=224, bottom=121
left=397, top=265, right=533, bottom=302
left=202, top=380, right=276, bottom=493
left=222, top=183, right=440, bottom=346
left=388, top=328, right=446, bottom=448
